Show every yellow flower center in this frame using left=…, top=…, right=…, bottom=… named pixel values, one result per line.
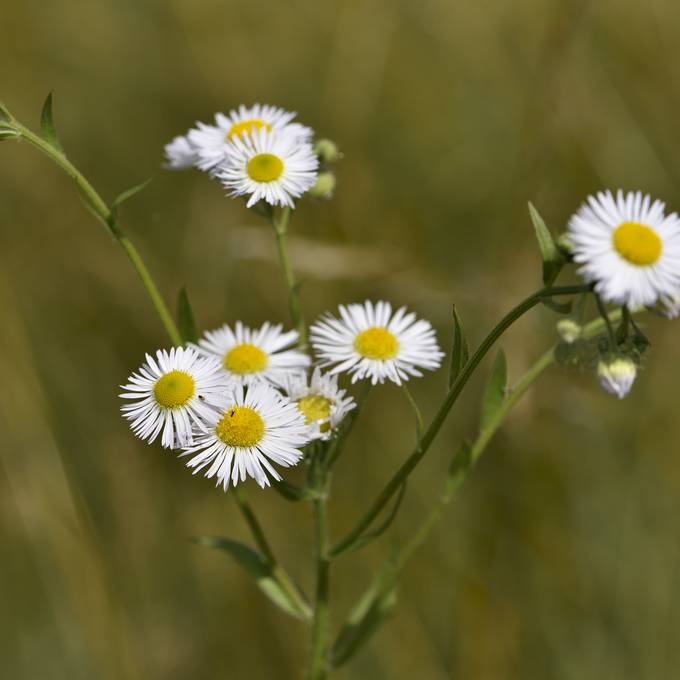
left=247, top=153, right=284, bottom=182
left=354, top=327, right=399, bottom=360
left=612, top=221, right=662, bottom=266
left=153, top=370, right=195, bottom=408
left=216, top=406, right=265, bottom=448
left=223, top=343, right=268, bottom=375
left=227, top=118, right=272, bottom=140
left=297, top=394, right=333, bottom=432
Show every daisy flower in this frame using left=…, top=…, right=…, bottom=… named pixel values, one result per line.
left=217, top=128, right=319, bottom=208
left=193, top=321, right=310, bottom=387
left=188, top=104, right=313, bottom=173
left=310, top=300, right=444, bottom=385
left=120, top=347, right=228, bottom=449
left=163, top=134, right=200, bottom=170
left=283, top=367, right=355, bottom=441
left=181, top=383, right=309, bottom=490
left=568, top=189, right=680, bottom=308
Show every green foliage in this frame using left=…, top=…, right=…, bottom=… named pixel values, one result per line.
left=176, top=287, right=199, bottom=344
left=40, top=92, right=63, bottom=152
left=480, top=350, right=507, bottom=430
left=111, top=177, right=153, bottom=221
left=528, top=202, right=564, bottom=285
left=193, top=536, right=309, bottom=620
left=448, top=305, right=469, bottom=388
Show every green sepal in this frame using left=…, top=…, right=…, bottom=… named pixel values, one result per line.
left=448, top=305, right=469, bottom=388
left=40, top=92, right=63, bottom=152
left=193, top=536, right=309, bottom=620
left=528, top=202, right=564, bottom=285
left=176, top=286, right=198, bottom=344
left=331, top=557, right=399, bottom=667
left=480, top=350, right=507, bottom=430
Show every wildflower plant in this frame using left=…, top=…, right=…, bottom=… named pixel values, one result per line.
left=2, top=93, right=679, bottom=679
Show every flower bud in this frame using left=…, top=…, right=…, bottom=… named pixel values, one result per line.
left=308, top=172, right=336, bottom=200
left=596, top=356, right=637, bottom=399
left=556, top=318, right=581, bottom=344
left=556, top=232, right=574, bottom=255
left=314, top=139, right=341, bottom=164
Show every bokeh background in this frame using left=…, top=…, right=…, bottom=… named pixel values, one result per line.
left=2, top=1, right=680, bottom=678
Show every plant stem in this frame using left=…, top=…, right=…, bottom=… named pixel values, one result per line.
left=308, top=458, right=331, bottom=679
left=233, top=485, right=312, bottom=621
left=271, top=206, right=307, bottom=347
left=329, top=284, right=588, bottom=558
left=13, top=121, right=182, bottom=346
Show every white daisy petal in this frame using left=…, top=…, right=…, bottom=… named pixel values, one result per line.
left=568, top=189, right=680, bottom=308
left=163, top=134, right=200, bottom=170
left=120, top=347, right=229, bottom=449
left=310, top=300, right=444, bottom=386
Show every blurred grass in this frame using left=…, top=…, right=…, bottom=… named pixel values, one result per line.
left=3, top=1, right=680, bottom=678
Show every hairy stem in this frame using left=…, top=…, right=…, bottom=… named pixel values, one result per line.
left=271, top=206, right=307, bottom=347
left=13, top=121, right=182, bottom=346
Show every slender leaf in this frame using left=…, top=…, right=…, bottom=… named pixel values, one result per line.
left=480, top=350, right=507, bottom=430
left=528, top=202, right=563, bottom=285
left=443, top=440, right=473, bottom=502
left=0, top=101, right=11, bottom=122
left=347, top=482, right=407, bottom=552
left=271, top=478, right=321, bottom=502
left=112, top=176, right=153, bottom=211
left=193, top=536, right=308, bottom=619
left=176, top=287, right=198, bottom=344
left=448, top=305, right=469, bottom=388
left=40, top=92, right=63, bottom=152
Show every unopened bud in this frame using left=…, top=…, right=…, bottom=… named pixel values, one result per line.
left=314, top=139, right=341, bottom=164
left=556, top=319, right=582, bottom=344
left=309, top=172, right=336, bottom=200
left=556, top=232, right=573, bottom=255
left=597, top=356, right=637, bottom=399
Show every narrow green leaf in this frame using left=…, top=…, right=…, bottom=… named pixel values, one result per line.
left=528, top=202, right=563, bottom=285
left=0, top=101, right=12, bottom=122
left=480, top=350, right=507, bottom=430
left=176, top=287, right=198, bottom=344
left=40, top=92, right=63, bottom=152
left=193, top=536, right=308, bottom=619
left=443, top=440, right=473, bottom=502
left=112, top=176, right=153, bottom=211
left=331, top=562, right=398, bottom=667
left=448, top=305, right=469, bottom=388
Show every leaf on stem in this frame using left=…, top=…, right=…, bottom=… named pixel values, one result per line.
left=528, top=202, right=563, bottom=285
left=193, top=536, right=309, bottom=620
left=40, top=92, right=63, bottom=152
left=176, top=286, right=198, bottom=344
left=110, top=176, right=153, bottom=224
left=331, top=558, right=399, bottom=667
left=480, top=350, right=507, bottom=430
left=448, top=305, right=469, bottom=388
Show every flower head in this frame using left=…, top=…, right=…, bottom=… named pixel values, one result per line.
left=218, top=128, right=319, bottom=208
left=163, top=134, right=200, bottom=170
left=310, top=300, right=444, bottom=385
left=194, top=321, right=310, bottom=387
left=187, top=104, right=313, bottom=174
left=181, top=383, right=309, bottom=490
left=120, top=347, right=228, bottom=449
left=568, top=190, right=680, bottom=308
left=283, top=367, right=355, bottom=441
left=597, top=356, right=637, bottom=399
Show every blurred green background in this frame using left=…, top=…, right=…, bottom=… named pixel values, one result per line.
left=2, top=1, right=680, bottom=678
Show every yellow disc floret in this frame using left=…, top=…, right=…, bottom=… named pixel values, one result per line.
left=224, top=343, right=268, bottom=375
left=247, top=153, right=284, bottom=182
left=216, top=406, right=265, bottom=448
left=153, top=370, right=195, bottom=408
left=227, top=118, right=272, bottom=140
left=613, top=221, right=662, bottom=266
left=354, top=327, right=399, bottom=360
left=297, top=395, right=333, bottom=431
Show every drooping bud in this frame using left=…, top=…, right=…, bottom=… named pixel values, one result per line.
left=556, top=318, right=582, bottom=344
left=596, top=356, right=637, bottom=399
left=556, top=232, right=574, bottom=256
left=314, top=139, right=341, bottom=164
left=308, top=171, right=336, bottom=200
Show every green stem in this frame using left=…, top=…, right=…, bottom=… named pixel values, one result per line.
left=271, top=206, right=307, bottom=347
left=233, top=485, right=312, bottom=621
left=308, top=460, right=331, bottom=679
left=329, top=284, right=588, bottom=558
left=13, top=121, right=182, bottom=346
left=402, top=384, right=424, bottom=439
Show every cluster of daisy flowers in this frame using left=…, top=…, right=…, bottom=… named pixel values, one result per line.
left=164, top=103, right=323, bottom=207
left=120, top=302, right=444, bottom=490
